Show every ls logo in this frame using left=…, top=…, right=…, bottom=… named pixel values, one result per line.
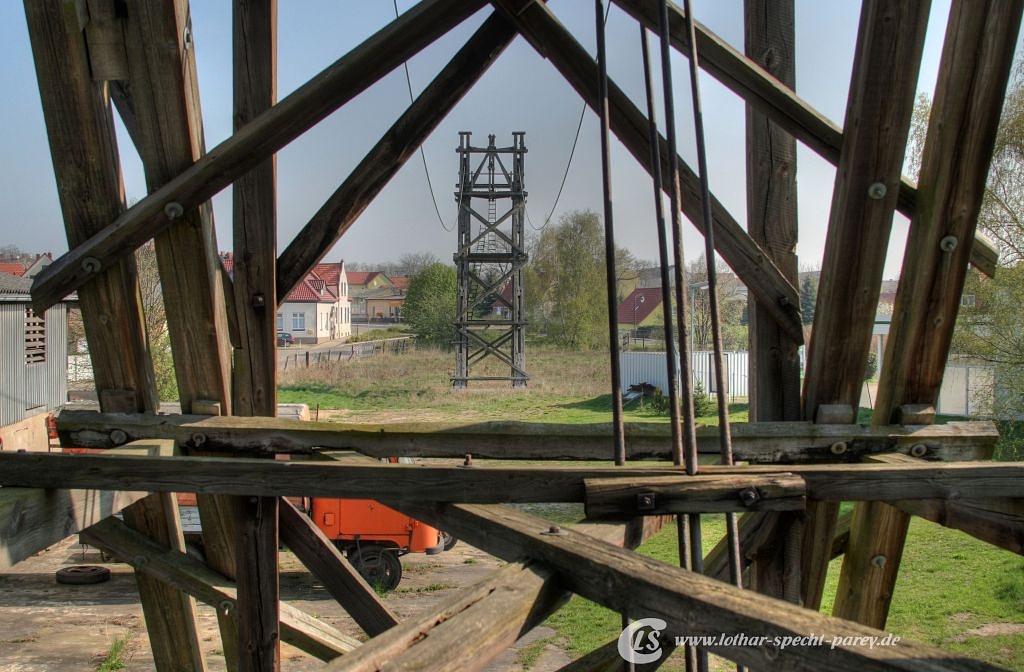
left=617, top=617, right=667, bottom=664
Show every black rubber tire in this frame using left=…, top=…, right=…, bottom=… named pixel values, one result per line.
left=56, top=565, right=111, bottom=585
left=351, top=545, right=402, bottom=591
left=439, top=530, right=458, bottom=552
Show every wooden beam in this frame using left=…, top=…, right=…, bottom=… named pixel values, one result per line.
left=836, top=0, right=1024, bottom=630
left=29, top=0, right=487, bottom=313
left=612, top=0, right=999, bottom=277
left=278, top=498, right=399, bottom=636
left=80, top=516, right=359, bottom=661
left=892, top=496, right=1024, bottom=556
left=1, top=453, right=1021, bottom=503
left=583, top=474, right=806, bottom=518
left=491, top=0, right=802, bottom=341
left=23, top=0, right=158, bottom=413
left=393, top=503, right=1003, bottom=672
left=744, top=0, right=801, bottom=424
left=231, top=2, right=281, bottom=668
left=799, top=0, right=931, bottom=612
left=277, top=9, right=517, bottom=300
left=322, top=517, right=666, bottom=672
left=55, top=411, right=1000, bottom=462
left=0, top=487, right=146, bottom=570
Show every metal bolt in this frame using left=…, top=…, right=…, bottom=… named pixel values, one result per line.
left=251, top=293, right=266, bottom=309
left=939, top=235, right=958, bottom=252
left=829, top=441, right=848, bottom=456
left=191, top=432, right=207, bottom=447
left=540, top=524, right=566, bottom=536
left=910, top=443, right=928, bottom=458
left=739, top=488, right=760, bottom=507
left=777, top=295, right=791, bottom=308
left=867, top=182, right=888, bottom=200
left=132, top=555, right=149, bottom=568
left=219, top=599, right=234, bottom=614
left=81, top=257, right=102, bottom=274
left=871, top=554, right=887, bottom=568
left=164, top=201, right=184, bottom=219
left=459, top=453, right=474, bottom=468
left=762, top=641, right=780, bottom=661
left=636, top=492, right=656, bottom=511
left=109, top=429, right=128, bottom=446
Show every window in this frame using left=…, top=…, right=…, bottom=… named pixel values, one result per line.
left=25, top=307, right=45, bottom=364
left=961, top=294, right=976, bottom=308
left=276, top=313, right=283, bottom=331
left=292, top=312, right=305, bottom=330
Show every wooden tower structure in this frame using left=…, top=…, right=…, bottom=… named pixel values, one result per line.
left=453, top=131, right=528, bottom=388
left=3, top=1, right=1023, bottom=671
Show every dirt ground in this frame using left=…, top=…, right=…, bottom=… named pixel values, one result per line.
left=0, top=536, right=571, bottom=671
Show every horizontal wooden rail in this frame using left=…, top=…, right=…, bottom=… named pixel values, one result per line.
left=56, top=411, right=998, bottom=462
left=0, top=453, right=1020, bottom=503
left=389, top=502, right=1003, bottom=672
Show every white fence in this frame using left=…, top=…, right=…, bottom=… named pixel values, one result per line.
left=620, top=350, right=749, bottom=401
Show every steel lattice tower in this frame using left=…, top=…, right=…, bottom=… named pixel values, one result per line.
left=452, top=132, right=528, bottom=388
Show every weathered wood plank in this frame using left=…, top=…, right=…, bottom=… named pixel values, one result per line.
left=29, top=0, right=487, bottom=313
left=0, top=487, right=146, bottom=570
left=322, top=517, right=666, bottom=672
left=278, top=499, right=399, bottom=636
left=391, top=502, right=1003, bottom=672
left=80, top=516, right=359, bottom=661
left=892, top=496, right=1024, bottom=556
left=1, top=453, right=1021, bottom=503
left=583, top=474, right=806, bottom=518
left=56, top=411, right=1000, bottom=462
left=612, top=0, right=998, bottom=277
left=277, top=9, right=517, bottom=301
left=236, top=495, right=280, bottom=670
left=491, top=0, right=802, bottom=341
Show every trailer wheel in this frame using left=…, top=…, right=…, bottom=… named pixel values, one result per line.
left=439, top=531, right=458, bottom=552
left=351, top=545, right=402, bottom=591
left=56, top=565, right=111, bottom=585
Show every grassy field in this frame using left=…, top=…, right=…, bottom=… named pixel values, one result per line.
left=278, top=345, right=1022, bottom=669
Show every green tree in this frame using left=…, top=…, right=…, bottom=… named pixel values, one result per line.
left=403, top=262, right=457, bottom=348
left=686, top=254, right=747, bottom=351
left=800, top=274, right=817, bottom=325
left=526, top=210, right=610, bottom=349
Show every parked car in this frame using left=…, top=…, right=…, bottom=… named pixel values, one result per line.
left=277, top=331, right=294, bottom=347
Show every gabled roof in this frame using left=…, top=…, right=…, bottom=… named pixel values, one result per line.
left=0, top=271, right=33, bottom=301
left=390, top=275, right=410, bottom=289
left=313, top=262, right=344, bottom=289
left=617, top=287, right=664, bottom=325
left=347, top=270, right=392, bottom=287
left=284, top=271, right=339, bottom=303
left=0, top=262, right=25, bottom=277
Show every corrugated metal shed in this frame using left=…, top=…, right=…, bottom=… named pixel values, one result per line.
left=0, top=272, right=67, bottom=426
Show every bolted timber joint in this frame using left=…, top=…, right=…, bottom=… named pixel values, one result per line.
left=636, top=492, right=656, bottom=511
left=739, top=487, right=761, bottom=507
left=910, top=443, right=929, bottom=458
left=190, top=432, right=207, bottom=447
left=219, top=599, right=233, bottom=614
left=867, top=182, right=887, bottom=199
left=163, top=201, right=184, bottom=219
left=132, top=555, right=149, bottom=568
left=939, top=235, right=958, bottom=252
left=250, top=292, right=266, bottom=309
left=459, top=453, right=474, bottom=468
left=80, top=257, right=102, bottom=274
left=829, top=441, right=848, bottom=456
left=871, top=554, right=887, bottom=568
left=540, top=524, right=566, bottom=536
left=109, top=429, right=127, bottom=446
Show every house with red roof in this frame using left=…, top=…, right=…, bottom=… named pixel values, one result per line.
left=0, top=262, right=25, bottom=277
left=278, top=261, right=351, bottom=343
left=221, top=253, right=351, bottom=344
left=617, top=287, right=667, bottom=331
left=348, top=271, right=402, bottom=322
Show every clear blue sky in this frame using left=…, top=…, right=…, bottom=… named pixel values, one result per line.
left=0, top=1, right=971, bottom=279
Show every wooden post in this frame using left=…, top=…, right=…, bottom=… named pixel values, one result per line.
left=232, top=2, right=281, bottom=669
left=835, top=0, right=1024, bottom=628
left=117, top=2, right=244, bottom=665
left=799, top=0, right=931, bottom=610
left=22, top=3, right=206, bottom=671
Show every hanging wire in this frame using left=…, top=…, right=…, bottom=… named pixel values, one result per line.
left=679, top=0, right=746, bottom=670
left=393, top=0, right=452, bottom=232
left=655, top=1, right=705, bottom=670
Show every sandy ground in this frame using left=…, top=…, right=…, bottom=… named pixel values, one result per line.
left=0, top=536, right=570, bottom=671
